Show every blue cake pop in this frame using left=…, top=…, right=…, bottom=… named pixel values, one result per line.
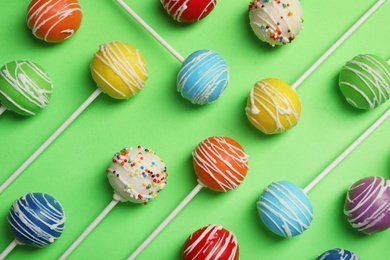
left=257, top=181, right=313, bottom=238
left=177, top=50, right=229, bottom=105
left=316, top=248, right=360, bottom=260
left=8, top=192, right=66, bottom=247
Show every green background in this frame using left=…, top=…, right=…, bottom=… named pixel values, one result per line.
left=1, top=0, right=390, bottom=259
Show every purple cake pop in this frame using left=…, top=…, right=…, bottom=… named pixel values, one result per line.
left=344, top=176, right=390, bottom=234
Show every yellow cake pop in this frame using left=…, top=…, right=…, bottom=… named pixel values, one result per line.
left=245, top=78, right=301, bottom=134
left=90, top=41, right=148, bottom=99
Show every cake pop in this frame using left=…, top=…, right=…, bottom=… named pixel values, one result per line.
left=245, top=78, right=301, bottom=134
left=127, top=136, right=248, bottom=259
left=116, top=0, right=229, bottom=105
left=59, top=146, right=168, bottom=259
left=316, top=248, right=360, bottom=260
left=258, top=181, right=313, bottom=237
left=0, top=193, right=65, bottom=259
left=245, top=0, right=384, bottom=134
left=344, top=176, right=390, bottom=234
left=0, top=41, right=148, bottom=194
left=161, top=0, right=216, bottom=23
left=248, top=0, right=304, bottom=46
left=182, top=224, right=239, bottom=260
left=339, top=54, right=390, bottom=109
left=91, top=41, right=148, bottom=99
left=0, top=60, right=53, bottom=116
left=177, top=50, right=229, bottom=105
left=26, top=0, right=83, bottom=43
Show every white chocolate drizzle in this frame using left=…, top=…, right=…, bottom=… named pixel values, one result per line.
left=345, top=176, right=390, bottom=234
left=245, top=80, right=300, bottom=134
left=161, top=0, right=216, bottom=22
left=92, top=41, right=148, bottom=98
left=183, top=224, right=238, bottom=260
left=0, top=61, right=53, bottom=115
left=27, top=0, right=82, bottom=41
left=340, top=54, right=390, bottom=109
left=8, top=193, right=65, bottom=247
left=193, top=136, right=248, bottom=191
left=257, top=182, right=313, bottom=238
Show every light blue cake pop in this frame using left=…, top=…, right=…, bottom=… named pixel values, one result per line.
left=177, top=50, right=229, bottom=105
left=257, top=181, right=313, bottom=238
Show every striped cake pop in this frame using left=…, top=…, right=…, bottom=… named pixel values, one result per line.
left=344, top=176, right=390, bottom=234
left=26, top=0, right=83, bottom=43
left=339, top=54, right=390, bottom=109
left=182, top=224, right=239, bottom=260
left=0, top=60, right=53, bottom=116
left=316, top=248, right=360, bottom=260
left=161, top=0, right=216, bottom=23
left=0, top=193, right=65, bottom=258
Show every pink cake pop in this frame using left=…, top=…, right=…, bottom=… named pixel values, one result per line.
left=161, top=0, right=216, bottom=23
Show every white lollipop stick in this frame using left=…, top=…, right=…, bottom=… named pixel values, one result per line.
left=0, top=104, right=7, bottom=115
left=303, top=108, right=390, bottom=193
left=0, top=240, right=18, bottom=259
left=291, top=0, right=385, bottom=90
left=0, top=88, right=102, bottom=194
left=116, top=0, right=185, bottom=63
left=128, top=182, right=204, bottom=260
left=59, top=198, right=119, bottom=260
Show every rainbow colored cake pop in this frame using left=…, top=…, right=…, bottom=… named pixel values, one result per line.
left=316, top=248, right=360, bottom=260
left=177, top=50, right=229, bottom=105
left=182, top=224, right=239, bottom=260
left=339, top=54, right=390, bottom=109
left=161, top=0, right=216, bottom=23
left=26, top=0, right=83, bottom=43
left=0, top=60, right=53, bottom=116
left=344, top=176, right=390, bottom=234
left=245, top=78, right=302, bottom=134
left=248, top=0, right=304, bottom=46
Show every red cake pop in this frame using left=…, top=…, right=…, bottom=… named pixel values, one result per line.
left=182, top=224, right=239, bottom=260
left=161, top=0, right=216, bottom=23
left=26, top=0, right=82, bottom=42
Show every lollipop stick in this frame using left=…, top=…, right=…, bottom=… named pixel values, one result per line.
left=59, top=199, right=119, bottom=260
left=115, top=0, right=185, bottom=63
left=291, top=0, right=385, bottom=90
left=0, top=88, right=102, bottom=194
left=304, top=107, right=390, bottom=194
left=0, top=104, right=6, bottom=115
left=128, top=182, right=204, bottom=260
left=0, top=239, right=18, bottom=259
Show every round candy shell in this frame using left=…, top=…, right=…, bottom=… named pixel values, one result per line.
left=316, top=248, right=360, bottom=260
left=106, top=146, right=168, bottom=204
left=344, top=176, right=390, bottom=234
left=161, top=0, right=216, bottom=23
left=177, top=50, right=229, bottom=105
left=182, top=224, right=239, bottom=260
left=8, top=193, right=65, bottom=247
left=339, top=54, right=390, bottom=109
left=0, top=60, right=53, bottom=116
left=248, top=0, right=304, bottom=46
left=26, top=0, right=82, bottom=43
left=245, top=78, right=301, bottom=134
left=257, top=181, right=313, bottom=238
left=90, top=41, right=148, bottom=100
left=193, top=136, right=248, bottom=192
